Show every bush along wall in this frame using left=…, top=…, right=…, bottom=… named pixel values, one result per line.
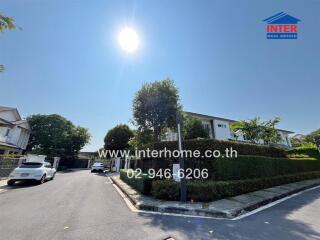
left=151, top=171, right=320, bottom=202
left=120, top=169, right=152, bottom=195
left=137, top=155, right=320, bottom=181
left=286, top=147, right=320, bottom=159
left=213, top=155, right=320, bottom=180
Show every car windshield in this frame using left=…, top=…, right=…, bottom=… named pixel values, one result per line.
left=19, top=162, right=43, bottom=168
left=93, top=163, right=103, bottom=166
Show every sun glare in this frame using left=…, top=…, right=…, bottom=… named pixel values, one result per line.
left=118, top=27, right=139, bottom=53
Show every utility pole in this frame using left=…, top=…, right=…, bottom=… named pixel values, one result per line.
left=176, top=111, right=187, bottom=202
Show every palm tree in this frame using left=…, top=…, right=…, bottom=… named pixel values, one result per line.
left=0, top=13, right=16, bottom=72
left=0, top=14, right=15, bottom=32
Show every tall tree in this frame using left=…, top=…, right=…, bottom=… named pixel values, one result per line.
left=133, top=79, right=180, bottom=142
left=259, top=117, right=281, bottom=144
left=183, top=115, right=209, bottom=140
left=231, top=117, right=263, bottom=143
left=290, top=135, right=306, bottom=148
left=305, top=129, right=320, bottom=144
left=26, top=114, right=90, bottom=158
left=128, top=128, right=153, bottom=148
left=104, top=124, right=134, bottom=151
left=231, top=117, right=281, bottom=144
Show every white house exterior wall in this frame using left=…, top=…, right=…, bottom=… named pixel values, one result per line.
left=162, top=112, right=293, bottom=148
left=0, top=107, right=31, bottom=153
left=0, top=111, right=17, bottom=122
left=213, top=119, right=232, bottom=140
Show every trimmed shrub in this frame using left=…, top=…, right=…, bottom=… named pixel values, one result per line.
left=144, top=139, right=287, bottom=158
left=213, top=155, right=320, bottom=180
left=151, top=171, right=320, bottom=202
left=151, top=179, right=180, bottom=200
left=137, top=155, right=320, bottom=181
left=287, top=147, right=320, bottom=159
left=120, top=169, right=152, bottom=194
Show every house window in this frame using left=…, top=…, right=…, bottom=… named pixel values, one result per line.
left=218, top=124, right=226, bottom=128
left=0, top=127, right=10, bottom=137
left=5, top=128, right=10, bottom=137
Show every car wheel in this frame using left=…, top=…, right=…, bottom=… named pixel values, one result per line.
left=7, top=180, right=15, bottom=186
left=39, top=174, right=46, bottom=184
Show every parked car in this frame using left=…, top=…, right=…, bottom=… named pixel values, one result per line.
left=7, top=162, right=56, bottom=186
left=91, top=162, right=105, bottom=172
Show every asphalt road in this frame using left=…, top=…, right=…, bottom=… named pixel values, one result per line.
left=0, top=170, right=320, bottom=240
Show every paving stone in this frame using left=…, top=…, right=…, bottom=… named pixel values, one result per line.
left=264, top=186, right=292, bottom=195
left=0, top=180, right=7, bottom=187
left=230, top=193, right=264, bottom=204
left=209, top=199, right=244, bottom=212
left=251, top=190, right=279, bottom=199
left=283, top=182, right=307, bottom=191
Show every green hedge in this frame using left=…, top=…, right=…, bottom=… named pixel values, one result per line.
left=120, top=169, right=152, bottom=195
left=151, top=171, right=320, bottom=202
left=150, top=179, right=180, bottom=200
left=137, top=155, right=320, bottom=181
left=287, top=147, right=320, bottom=159
left=213, top=155, right=320, bottom=180
left=144, top=139, right=287, bottom=158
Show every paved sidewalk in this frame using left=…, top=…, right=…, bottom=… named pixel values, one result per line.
left=111, top=176, right=320, bottom=219
left=0, top=179, right=8, bottom=194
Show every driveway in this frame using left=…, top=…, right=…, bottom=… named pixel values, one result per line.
left=0, top=170, right=319, bottom=240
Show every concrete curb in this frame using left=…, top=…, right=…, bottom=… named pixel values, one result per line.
left=110, top=176, right=320, bottom=219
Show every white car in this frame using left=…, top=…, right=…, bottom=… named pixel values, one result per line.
left=91, top=162, right=105, bottom=172
left=7, top=162, right=56, bottom=185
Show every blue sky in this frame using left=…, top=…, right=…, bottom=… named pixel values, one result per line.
left=1, top=0, right=319, bottom=151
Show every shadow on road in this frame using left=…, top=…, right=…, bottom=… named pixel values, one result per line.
left=137, top=188, right=320, bottom=240
left=1, top=180, right=40, bottom=190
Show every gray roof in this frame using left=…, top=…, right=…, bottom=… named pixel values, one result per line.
left=0, top=106, right=15, bottom=112
left=0, top=106, right=22, bottom=120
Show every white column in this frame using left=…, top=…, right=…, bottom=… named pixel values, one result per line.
left=287, top=136, right=292, bottom=147
left=115, top=157, right=121, bottom=172
left=53, top=157, right=60, bottom=169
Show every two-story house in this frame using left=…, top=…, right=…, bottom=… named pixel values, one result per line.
left=164, top=111, right=293, bottom=148
left=0, top=106, right=31, bottom=154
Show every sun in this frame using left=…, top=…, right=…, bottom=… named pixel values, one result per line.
left=118, top=27, right=139, bottom=53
